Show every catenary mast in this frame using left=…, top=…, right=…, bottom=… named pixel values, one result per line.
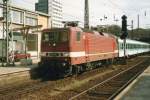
left=84, top=0, right=89, bottom=29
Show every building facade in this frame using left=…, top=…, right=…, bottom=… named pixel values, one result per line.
left=0, top=0, right=37, bottom=11
left=0, top=3, right=49, bottom=60
left=36, top=0, right=63, bottom=28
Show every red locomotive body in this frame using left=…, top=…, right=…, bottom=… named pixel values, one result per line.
left=40, top=27, right=118, bottom=74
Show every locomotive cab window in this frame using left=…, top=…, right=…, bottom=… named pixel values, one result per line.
left=42, top=31, right=69, bottom=43
left=43, top=33, right=49, bottom=42
left=76, top=31, right=81, bottom=41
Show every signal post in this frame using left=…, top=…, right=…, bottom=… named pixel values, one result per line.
left=121, top=15, right=128, bottom=64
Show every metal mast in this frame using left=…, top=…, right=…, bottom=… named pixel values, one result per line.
left=84, top=0, right=89, bottom=29
left=137, top=14, right=140, bottom=30
left=3, top=0, right=13, bottom=66
left=131, top=20, right=134, bottom=39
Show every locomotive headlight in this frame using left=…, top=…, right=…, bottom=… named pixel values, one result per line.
left=62, top=63, right=66, bottom=66
left=64, top=58, right=68, bottom=61
left=40, top=52, right=46, bottom=56
left=63, top=53, right=69, bottom=57
left=53, top=43, right=56, bottom=46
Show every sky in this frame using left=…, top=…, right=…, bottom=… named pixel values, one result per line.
left=11, top=0, right=36, bottom=10
left=7, top=0, right=150, bottom=29
left=62, top=0, right=150, bottom=29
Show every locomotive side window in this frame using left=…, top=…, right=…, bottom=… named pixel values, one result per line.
left=76, top=32, right=81, bottom=41
left=59, top=31, right=68, bottom=42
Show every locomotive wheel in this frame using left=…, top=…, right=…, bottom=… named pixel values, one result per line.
left=109, top=59, right=114, bottom=65
left=72, top=65, right=84, bottom=75
left=74, top=66, right=79, bottom=75
left=65, top=66, right=73, bottom=76
left=85, top=63, right=92, bottom=71
left=72, top=66, right=78, bottom=75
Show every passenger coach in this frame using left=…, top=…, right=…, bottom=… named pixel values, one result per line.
left=118, top=38, right=150, bottom=57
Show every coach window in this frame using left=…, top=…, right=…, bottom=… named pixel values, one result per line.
left=126, top=44, right=128, bottom=49
left=121, top=43, right=123, bottom=49
left=131, top=44, right=133, bottom=49
left=76, top=31, right=81, bottom=41
left=128, top=44, right=130, bottom=49
left=119, top=43, right=122, bottom=49
left=122, top=43, right=124, bottom=49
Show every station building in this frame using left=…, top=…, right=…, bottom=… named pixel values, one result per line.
left=0, top=3, right=50, bottom=61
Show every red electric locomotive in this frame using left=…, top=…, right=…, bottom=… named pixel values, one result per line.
left=39, top=26, right=118, bottom=75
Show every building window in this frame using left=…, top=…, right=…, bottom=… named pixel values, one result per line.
left=25, top=17, right=37, bottom=26
left=11, top=10, right=23, bottom=24
left=27, top=34, right=38, bottom=51
left=0, top=8, right=3, bottom=17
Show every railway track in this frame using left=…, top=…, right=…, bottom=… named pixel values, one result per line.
left=0, top=56, right=149, bottom=100
left=0, top=70, right=75, bottom=99
left=0, top=65, right=108, bottom=99
left=69, top=59, right=150, bottom=100
left=0, top=70, right=35, bottom=97
left=0, top=69, right=31, bottom=88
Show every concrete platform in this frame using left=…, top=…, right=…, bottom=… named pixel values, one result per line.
left=139, top=56, right=150, bottom=58
left=115, top=65, right=150, bottom=100
left=0, top=59, right=39, bottom=75
left=0, top=67, right=31, bottom=75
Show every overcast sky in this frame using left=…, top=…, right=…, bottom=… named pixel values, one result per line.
left=12, top=0, right=150, bottom=29
left=62, top=0, right=150, bottom=29
left=11, top=0, right=36, bottom=10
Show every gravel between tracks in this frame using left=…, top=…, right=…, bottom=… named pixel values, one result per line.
left=0, top=56, right=148, bottom=100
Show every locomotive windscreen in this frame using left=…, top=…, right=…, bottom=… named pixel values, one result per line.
left=42, top=31, right=69, bottom=43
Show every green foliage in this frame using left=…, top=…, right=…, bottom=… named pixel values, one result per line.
left=103, top=25, right=121, bottom=36
left=128, top=28, right=150, bottom=43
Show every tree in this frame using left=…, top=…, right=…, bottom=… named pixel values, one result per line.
left=107, top=25, right=121, bottom=36
left=128, top=28, right=150, bottom=43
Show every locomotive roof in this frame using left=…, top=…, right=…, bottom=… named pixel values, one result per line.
left=42, top=27, right=116, bottom=38
left=42, top=28, right=69, bottom=32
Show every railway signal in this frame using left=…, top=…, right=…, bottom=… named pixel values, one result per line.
left=120, top=15, right=128, bottom=64
left=120, top=15, right=128, bottom=39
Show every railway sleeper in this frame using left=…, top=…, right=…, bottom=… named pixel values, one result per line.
left=102, top=82, right=125, bottom=88
left=87, top=90, right=115, bottom=96
left=77, top=95, right=102, bottom=100
left=106, top=81, right=127, bottom=87
left=88, top=96, right=105, bottom=100
left=94, top=87, right=119, bottom=92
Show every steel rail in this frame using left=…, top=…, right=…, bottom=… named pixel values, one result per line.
left=69, top=60, right=146, bottom=100
left=0, top=69, right=30, bottom=77
left=108, top=63, right=148, bottom=100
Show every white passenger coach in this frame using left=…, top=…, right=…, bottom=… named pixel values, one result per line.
left=118, top=38, right=150, bottom=57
